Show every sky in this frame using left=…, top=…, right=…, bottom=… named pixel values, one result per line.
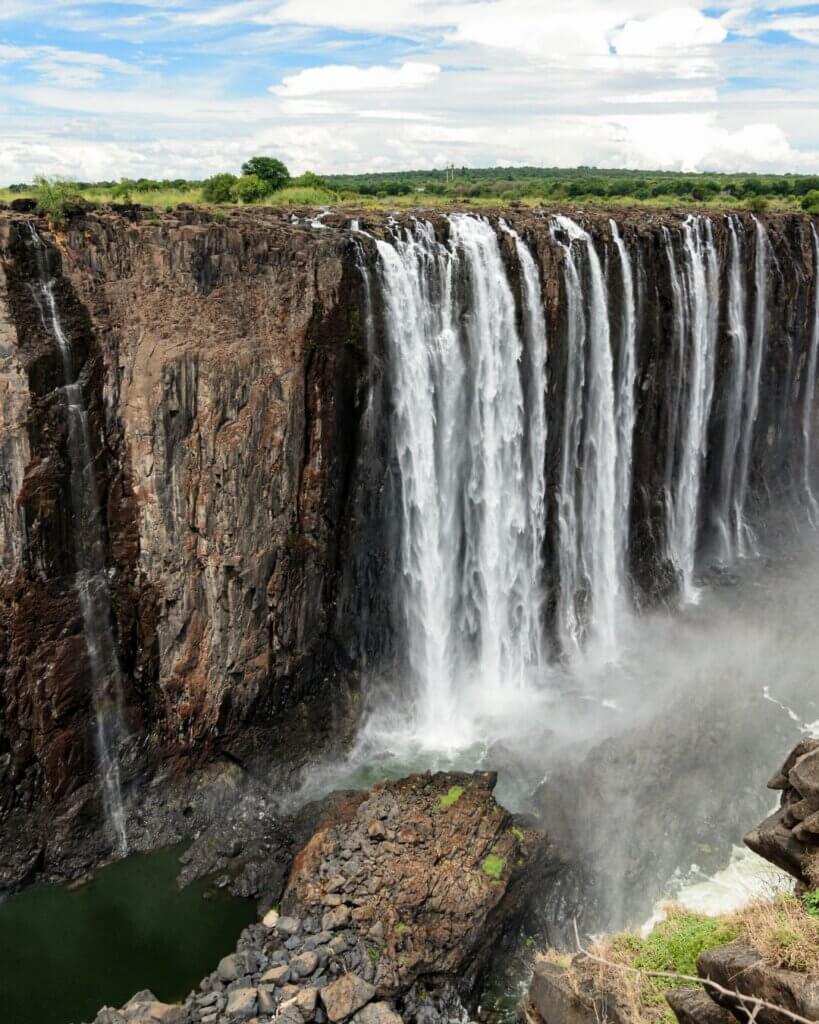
left=1, top=1, right=819, bottom=184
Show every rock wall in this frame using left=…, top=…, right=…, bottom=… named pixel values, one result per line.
left=0, top=207, right=391, bottom=849
left=0, top=205, right=817, bottom=864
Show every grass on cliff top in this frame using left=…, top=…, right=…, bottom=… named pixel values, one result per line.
left=542, top=895, right=819, bottom=1024
left=3, top=182, right=816, bottom=216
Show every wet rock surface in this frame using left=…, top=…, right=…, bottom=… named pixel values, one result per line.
left=85, top=770, right=566, bottom=1024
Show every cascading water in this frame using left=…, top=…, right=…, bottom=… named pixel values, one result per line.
left=802, top=225, right=819, bottom=521
left=25, top=224, right=128, bottom=856
left=714, top=216, right=749, bottom=561
left=667, top=217, right=719, bottom=601
left=610, top=220, right=637, bottom=586
left=360, top=211, right=812, bottom=759
left=733, top=218, right=769, bottom=557
left=553, top=216, right=620, bottom=660
left=374, top=216, right=548, bottom=745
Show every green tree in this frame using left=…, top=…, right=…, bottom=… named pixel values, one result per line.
left=232, top=174, right=267, bottom=204
left=241, top=156, right=290, bottom=192
left=293, top=170, right=325, bottom=188
left=202, top=173, right=238, bottom=203
left=33, top=175, right=82, bottom=226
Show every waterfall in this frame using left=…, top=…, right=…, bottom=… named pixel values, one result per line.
left=733, top=217, right=769, bottom=557
left=714, top=216, right=749, bottom=561
left=375, top=215, right=547, bottom=741
left=500, top=219, right=548, bottom=667
left=25, top=224, right=128, bottom=856
left=802, top=225, right=819, bottom=521
left=610, top=220, right=637, bottom=586
left=667, top=217, right=719, bottom=601
left=553, top=216, right=619, bottom=659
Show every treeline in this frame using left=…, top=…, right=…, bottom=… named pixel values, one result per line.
left=9, top=163, right=819, bottom=214
left=322, top=166, right=819, bottom=211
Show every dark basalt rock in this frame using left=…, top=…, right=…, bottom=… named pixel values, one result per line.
left=697, top=942, right=819, bottom=1024
left=745, top=738, right=819, bottom=887
left=86, top=770, right=568, bottom=1024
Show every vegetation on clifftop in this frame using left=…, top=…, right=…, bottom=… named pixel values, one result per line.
left=543, top=894, right=819, bottom=1024
left=5, top=162, right=819, bottom=213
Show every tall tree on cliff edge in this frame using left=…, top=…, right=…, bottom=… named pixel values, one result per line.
left=241, top=157, right=290, bottom=194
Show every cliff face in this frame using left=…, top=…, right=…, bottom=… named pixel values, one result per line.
left=0, top=205, right=817, bottom=868
left=0, top=208, right=391, bottom=836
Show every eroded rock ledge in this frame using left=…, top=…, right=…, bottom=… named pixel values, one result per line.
left=86, top=770, right=567, bottom=1024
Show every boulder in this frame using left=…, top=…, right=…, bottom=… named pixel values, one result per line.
left=527, top=959, right=628, bottom=1024
left=353, top=1002, right=404, bottom=1024
left=697, top=942, right=819, bottom=1024
left=321, top=974, right=376, bottom=1022
left=666, top=988, right=733, bottom=1024
left=225, top=986, right=258, bottom=1021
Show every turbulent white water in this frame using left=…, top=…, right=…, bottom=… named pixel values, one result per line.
left=667, top=217, right=719, bottom=602
left=27, top=224, right=128, bottom=856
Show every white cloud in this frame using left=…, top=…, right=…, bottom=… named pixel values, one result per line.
left=765, top=16, right=819, bottom=46
left=1, top=0, right=818, bottom=182
left=611, top=8, right=727, bottom=55
left=271, top=61, right=440, bottom=97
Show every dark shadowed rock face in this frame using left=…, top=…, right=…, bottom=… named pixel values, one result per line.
left=0, top=206, right=818, bottom=877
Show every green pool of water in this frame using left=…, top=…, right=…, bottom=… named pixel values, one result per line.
left=0, top=844, right=256, bottom=1024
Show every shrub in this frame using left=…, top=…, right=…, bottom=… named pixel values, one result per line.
left=749, top=196, right=769, bottom=213
left=202, top=173, right=238, bottom=203
left=232, top=174, right=268, bottom=204
left=293, top=171, right=326, bottom=188
left=241, top=156, right=290, bottom=192
left=112, top=178, right=135, bottom=202
left=33, top=175, right=82, bottom=226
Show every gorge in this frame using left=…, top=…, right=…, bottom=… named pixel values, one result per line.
left=1, top=202, right=819, bottom=1019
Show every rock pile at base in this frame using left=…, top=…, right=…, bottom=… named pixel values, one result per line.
left=85, top=770, right=563, bottom=1024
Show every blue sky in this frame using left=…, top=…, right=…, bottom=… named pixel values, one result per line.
left=1, top=1, right=818, bottom=184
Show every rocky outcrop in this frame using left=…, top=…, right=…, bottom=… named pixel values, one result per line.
left=745, top=738, right=819, bottom=887
left=696, top=942, right=819, bottom=1024
left=86, top=770, right=567, bottom=1024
